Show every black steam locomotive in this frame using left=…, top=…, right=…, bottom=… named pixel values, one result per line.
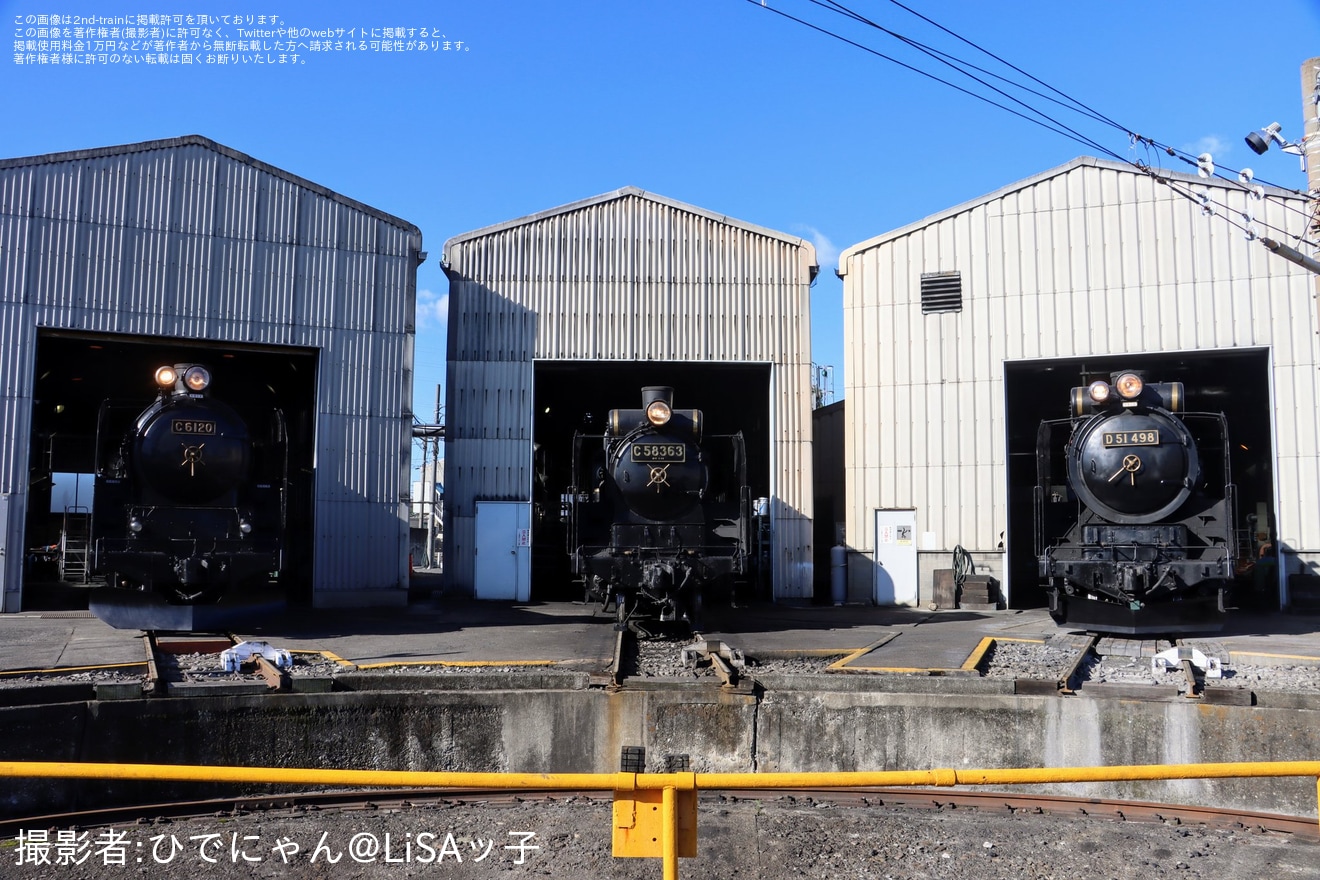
left=89, top=364, right=287, bottom=629
left=564, top=386, right=751, bottom=630
left=1034, top=370, right=1237, bottom=635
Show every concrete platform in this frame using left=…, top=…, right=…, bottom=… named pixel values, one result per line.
left=702, top=602, right=1320, bottom=670
left=5, top=586, right=1320, bottom=824
left=2, top=586, right=1319, bottom=676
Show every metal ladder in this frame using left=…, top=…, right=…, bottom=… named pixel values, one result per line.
left=59, top=506, right=91, bottom=584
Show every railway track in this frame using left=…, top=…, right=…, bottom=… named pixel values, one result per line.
left=144, top=631, right=291, bottom=694
left=1009, top=632, right=1251, bottom=703
left=3, top=786, right=1314, bottom=839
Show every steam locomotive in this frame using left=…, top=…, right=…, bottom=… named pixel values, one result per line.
left=563, top=386, right=751, bottom=630
left=89, top=363, right=287, bottom=629
left=1034, top=370, right=1237, bottom=634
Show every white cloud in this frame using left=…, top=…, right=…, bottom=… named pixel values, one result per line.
left=794, top=224, right=840, bottom=271
left=416, top=288, right=448, bottom=334
left=1184, top=135, right=1230, bottom=161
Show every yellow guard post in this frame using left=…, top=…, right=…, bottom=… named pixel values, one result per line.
left=613, top=771, right=697, bottom=877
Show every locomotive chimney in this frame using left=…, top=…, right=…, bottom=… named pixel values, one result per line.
left=641, top=386, right=675, bottom=408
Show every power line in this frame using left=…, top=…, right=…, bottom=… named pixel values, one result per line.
left=815, top=0, right=1310, bottom=199
left=742, top=0, right=1117, bottom=156
left=811, top=0, right=1129, bottom=159
left=744, top=0, right=1312, bottom=258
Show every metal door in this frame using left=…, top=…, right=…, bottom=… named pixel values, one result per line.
left=0, top=494, right=16, bottom=612
left=474, top=501, right=532, bottom=601
left=874, top=508, right=918, bottom=606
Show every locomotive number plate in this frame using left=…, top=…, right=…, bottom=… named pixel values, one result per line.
left=1102, top=430, right=1159, bottom=447
left=172, top=419, right=217, bottom=435
left=631, top=442, right=685, bottom=463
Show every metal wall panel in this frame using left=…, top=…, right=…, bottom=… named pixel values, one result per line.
left=443, top=187, right=816, bottom=598
left=840, top=157, right=1317, bottom=603
left=0, top=216, right=29, bottom=304
left=0, top=136, right=421, bottom=605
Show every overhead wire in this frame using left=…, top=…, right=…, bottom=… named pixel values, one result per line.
left=808, top=0, right=1129, bottom=163
left=744, top=0, right=1314, bottom=252
left=742, top=0, right=1113, bottom=154
left=864, top=0, right=1309, bottom=201
left=826, top=0, right=1308, bottom=198
left=875, top=0, right=1129, bottom=132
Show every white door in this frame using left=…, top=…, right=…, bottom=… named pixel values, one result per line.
left=874, top=509, right=918, bottom=606
left=474, top=501, right=531, bottom=601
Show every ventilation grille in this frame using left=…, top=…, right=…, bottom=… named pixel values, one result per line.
left=920, top=271, right=963, bottom=314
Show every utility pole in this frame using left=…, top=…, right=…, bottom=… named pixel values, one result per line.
left=1305, top=57, right=1320, bottom=304
left=432, top=383, right=442, bottom=569
left=1257, top=59, right=1320, bottom=277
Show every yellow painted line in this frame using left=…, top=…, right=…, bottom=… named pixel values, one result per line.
left=962, top=637, right=996, bottom=671
left=827, top=632, right=901, bottom=670
left=828, top=632, right=1037, bottom=675
left=751, top=649, right=859, bottom=660
left=0, top=662, right=146, bottom=677
left=831, top=665, right=969, bottom=674
left=826, top=648, right=872, bottom=670
left=291, top=649, right=356, bottom=668
left=1227, top=651, right=1320, bottom=665
left=355, top=659, right=559, bottom=669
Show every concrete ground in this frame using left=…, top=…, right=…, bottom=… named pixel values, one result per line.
left=2, top=577, right=1319, bottom=675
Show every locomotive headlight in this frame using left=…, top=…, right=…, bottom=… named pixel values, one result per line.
left=128, top=516, right=143, bottom=533
left=646, top=400, right=672, bottom=426
left=238, top=518, right=253, bottom=535
left=183, top=366, right=211, bottom=392
left=1115, top=372, right=1144, bottom=399
left=154, top=366, right=178, bottom=388
left=1087, top=381, right=1111, bottom=404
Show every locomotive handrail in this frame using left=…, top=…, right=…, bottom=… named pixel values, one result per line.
left=3, top=759, right=1319, bottom=880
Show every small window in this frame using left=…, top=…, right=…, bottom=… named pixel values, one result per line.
left=920, top=271, right=962, bottom=314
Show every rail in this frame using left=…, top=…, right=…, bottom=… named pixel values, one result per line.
left=3, top=760, right=1319, bottom=880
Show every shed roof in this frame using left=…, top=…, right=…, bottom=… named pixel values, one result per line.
left=0, top=134, right=422, bottom=237
left=837, top=155, right=1303, bottom=273
left=443, top=185, right=816, bottom=262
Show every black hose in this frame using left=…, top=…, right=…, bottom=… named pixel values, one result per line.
left=952, top=545, right=974, bottom=589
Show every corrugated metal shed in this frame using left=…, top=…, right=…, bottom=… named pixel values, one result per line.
left=443, top=187, right=817, bottom=599
left=0, top=135, right=423, bottom=611
left=838, top=156, right=1316, bottom=606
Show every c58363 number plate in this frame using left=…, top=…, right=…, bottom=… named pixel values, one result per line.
left=631, top=442, right=685, bottom=463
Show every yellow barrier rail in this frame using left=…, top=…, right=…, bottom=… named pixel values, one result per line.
left=3, top=760, right=1318, bottom=880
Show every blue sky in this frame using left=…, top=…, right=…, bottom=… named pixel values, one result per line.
left=4, top=0, right=1318, bottom=472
